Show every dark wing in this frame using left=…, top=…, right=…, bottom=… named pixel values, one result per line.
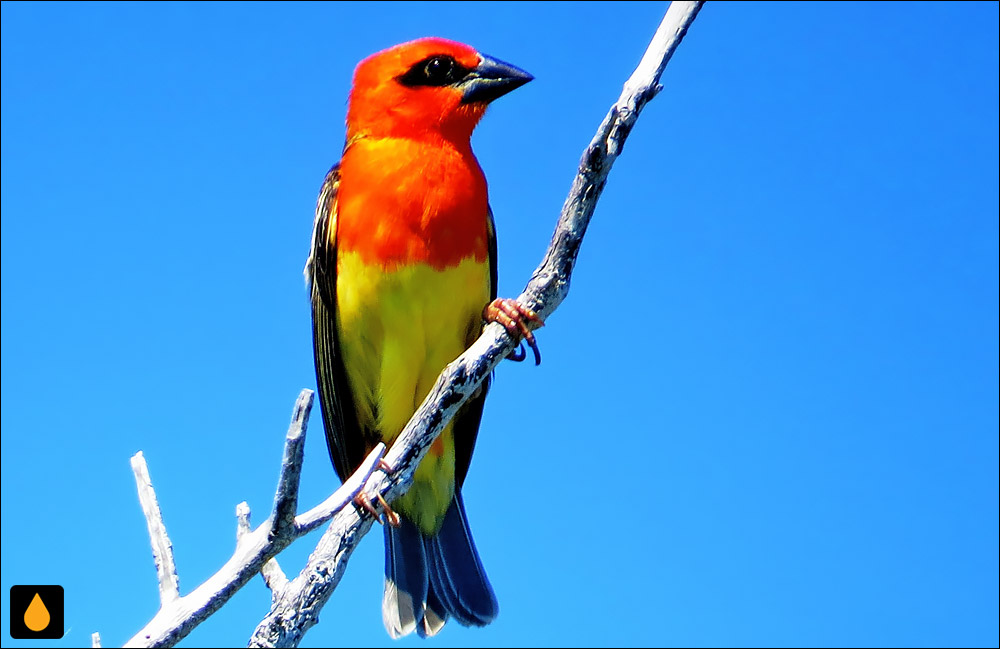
left=452, top=206, right=499, bottom=488
left=307, top=164, right=366, bottom=482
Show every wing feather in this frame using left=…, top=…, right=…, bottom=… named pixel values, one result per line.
left=307, top=165, right=366, bottom=481
left=452, top=206, right=498, bottom=488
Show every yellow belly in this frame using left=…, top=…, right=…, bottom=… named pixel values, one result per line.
left=336, top=250, right=490, bottom=534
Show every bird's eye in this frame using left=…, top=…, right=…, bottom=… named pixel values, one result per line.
left=423, top=56, right=456, bottom=84
left=397, top=54, right=467, bottom=88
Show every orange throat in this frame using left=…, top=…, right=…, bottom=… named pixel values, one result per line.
left=335, top=136, right=490, bottom=271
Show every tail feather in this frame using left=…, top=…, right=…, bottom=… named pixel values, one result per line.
left=426, top=491, right=499, bottom=627
left=381, top=491, right=498, bottom=638
left=425, top=530, right=477, bottom=625
left=382, top=519, right=429, bottom=638
left=416, top=588, right=448, bottom=638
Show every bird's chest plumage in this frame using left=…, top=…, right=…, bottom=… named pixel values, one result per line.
left=336, top=137, right=490, bottom=271
left=335, top=253, right=491, bottom=417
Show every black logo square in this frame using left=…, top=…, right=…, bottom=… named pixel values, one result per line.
left=9, top=585, right=64, bottom=639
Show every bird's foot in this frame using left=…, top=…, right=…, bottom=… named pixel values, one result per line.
left=483, top=298, right=544, bottom=365
left=353, top=491, right=401, bottom=527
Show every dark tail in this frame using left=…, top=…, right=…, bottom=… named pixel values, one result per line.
left=382, top=491, right=498, bottom=638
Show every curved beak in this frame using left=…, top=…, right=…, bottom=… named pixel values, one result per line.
left=459, top=53, right=533, bottom=104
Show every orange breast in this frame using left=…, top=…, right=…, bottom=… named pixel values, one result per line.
left=336, top=137, right=490, bottom=271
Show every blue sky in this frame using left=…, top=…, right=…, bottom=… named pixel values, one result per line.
left=2, top=1, right=997, bottom=647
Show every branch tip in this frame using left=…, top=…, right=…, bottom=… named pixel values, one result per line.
left=271, top=390, right=315, bottom=536
left=131, top=449, right=180, bottom=606
left=236, top=501, right=251, bottom=542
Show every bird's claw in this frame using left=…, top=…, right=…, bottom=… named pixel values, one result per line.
left=353, top=491, right=401, bottom=527
left=507, top=341, right=527, bottom=363
left=483, top=297, right=544, bottom=365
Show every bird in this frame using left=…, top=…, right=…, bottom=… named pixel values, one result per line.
left=304, top=37, right=540, bottom=638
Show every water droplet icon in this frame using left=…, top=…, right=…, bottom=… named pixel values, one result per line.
left=24, top=592, right=51, bottom=632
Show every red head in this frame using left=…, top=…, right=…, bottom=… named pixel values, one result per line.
left=346, top=37, right=533, bottom=143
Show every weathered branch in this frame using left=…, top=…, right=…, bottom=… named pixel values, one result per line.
left=260, top=557, right=290, bottom=597
left=121, top=391, right=386, bottom=647
left=248, top=493, right=377, bottom=647
left=131, top=452, right=180, bottom=606
left=237, top=502, right=291, bottom=599
left=270, top=392, right=309, bottom=536
left=249, top=2, right=705, bottom=646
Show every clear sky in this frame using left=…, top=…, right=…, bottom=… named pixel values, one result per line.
left=2, top=2, right=998, bottom=647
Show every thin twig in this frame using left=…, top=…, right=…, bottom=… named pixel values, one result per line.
left=290, top=443, right=384, bottom=535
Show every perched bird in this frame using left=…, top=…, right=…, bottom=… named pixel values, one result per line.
left=305, top=38, right=540, bottom=638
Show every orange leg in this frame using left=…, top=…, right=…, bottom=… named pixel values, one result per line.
left=483, top=298, right=545, bottom=365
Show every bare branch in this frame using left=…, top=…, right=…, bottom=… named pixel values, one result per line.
left=249, top=505, right=374, bottom=647
left=121, top=391, right=386, bottom=648
left=270, top=391, right=311, bottom=536
left=261, top=558, right=289, bottom=597
left=291, top=443, right=385, bottom=535
left=522, top=0, right=704, bottom=324
left=121, top=392, right=304, bottom=647
left=249, top=2, right=705, bottom=646
left=235, top=500, right=290, bottom=596
left=131, top=452, right=180, bottom=606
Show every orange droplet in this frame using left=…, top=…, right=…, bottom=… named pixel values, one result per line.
left=24, top=592, right=51, bottom=632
